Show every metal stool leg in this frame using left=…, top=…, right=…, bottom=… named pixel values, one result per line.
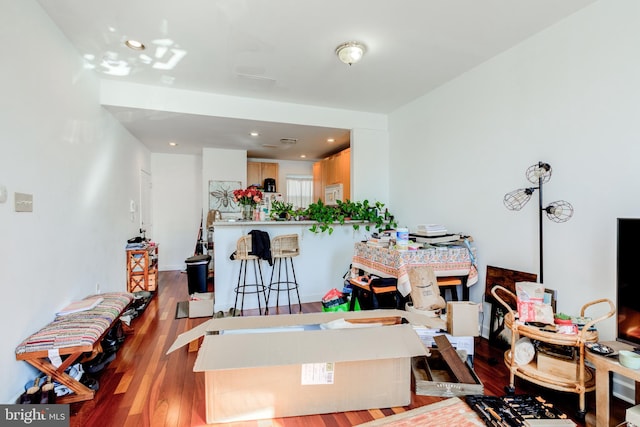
left=276, top=258, right=283, bottom=310
left=233, top=260, right=244, bottom=315
left=284, top=257, right=292, bottom=313
left=266, top=256, right=301, bottom=314
left=289, top=257, right=302, bottom=312
left=266, top=258, right=275, bottom=314
left=233, top=258, right=266, bottom=316
left=240, top=259, right=249, bottom=315
left=254, top=259, right=266, bottom=314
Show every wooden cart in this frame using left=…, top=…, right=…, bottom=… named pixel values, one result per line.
left=491, top=285, right=615, bottom=419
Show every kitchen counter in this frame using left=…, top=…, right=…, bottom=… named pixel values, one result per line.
left=212, top=219, right=367, bottom=226
left=212, top=220, right=372, bottom=312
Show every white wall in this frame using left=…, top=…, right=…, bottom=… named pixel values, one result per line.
left=351, top=128, right=390, bottom=204
left=202, top=147, right=248, bottom=222
left=0, top=1, right=151, bottom=403
left=389, top=0, right=638, bottom=398
left=151, top=153, right=202, bottom=270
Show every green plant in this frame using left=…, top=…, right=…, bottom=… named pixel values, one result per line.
left=554, top=312, right=571, bottom=320
left=304, top=199, right=397, bottom=234
left=270, top=200, right=295, bottom=220
left=305, top=199, right=338, bottom=234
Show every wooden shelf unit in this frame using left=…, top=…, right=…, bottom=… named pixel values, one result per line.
left=126, top=244, right=158, bottom=292
left=491, top=285, right=615, bottom=419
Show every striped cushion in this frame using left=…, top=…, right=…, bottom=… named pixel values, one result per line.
left=15, top=292, right=134, bottom=355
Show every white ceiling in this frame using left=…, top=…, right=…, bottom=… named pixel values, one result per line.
left=36, top=0, right=596, bottom=160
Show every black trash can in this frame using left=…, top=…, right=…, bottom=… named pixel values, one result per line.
left=185, top=254, right=211, bottom=294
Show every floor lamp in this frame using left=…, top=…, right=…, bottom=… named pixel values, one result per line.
left=503, top=162, right=574, bottom=284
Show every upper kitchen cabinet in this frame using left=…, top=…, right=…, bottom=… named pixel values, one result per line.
left=247, top=161, right=279, bottom=189
left=313, top=148, right=350, bottom=203
left=313, top=162, right=323, bottom=203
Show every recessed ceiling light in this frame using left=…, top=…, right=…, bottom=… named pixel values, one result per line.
left=168, top=141, right=178, bottom=147
left=125, top=39, right=146, bottom=51
left=250, top=132, right=259, bottom=137
left=327, top=138, right=335, bottom=143
left=300, top=154, right=307, bottom=158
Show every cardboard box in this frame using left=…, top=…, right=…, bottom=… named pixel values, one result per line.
left=446, top=301, right=479, bottom=336
left=411, top=351, right=483, bottom=397
left=167, top=309, right=437, bottom=424
left=536, top=352, right=578, bottom=381
left=188, top=292, right=214, bottom=318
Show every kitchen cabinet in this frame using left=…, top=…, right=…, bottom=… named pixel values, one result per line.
left=247, top=162, right=278, bottom=189
left=339, top=148, right=350, bottom=203
left=313, top=147, right=350, bottom=203
left=313, top=162, right=323, bottom=202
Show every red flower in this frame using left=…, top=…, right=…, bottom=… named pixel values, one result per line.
left=233, top=186, right=263, bottom=206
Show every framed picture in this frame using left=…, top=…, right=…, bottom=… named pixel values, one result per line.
left=209, top=180, right=241, bottom=213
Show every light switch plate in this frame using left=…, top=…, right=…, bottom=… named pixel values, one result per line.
left=15, top=192, right=33, bottom=212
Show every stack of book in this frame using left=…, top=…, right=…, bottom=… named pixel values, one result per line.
left=366, top=231, right=394, bottom=247
left=367, top=236, right=391, bottom=247
left=410, top=233, right=461, bottom=245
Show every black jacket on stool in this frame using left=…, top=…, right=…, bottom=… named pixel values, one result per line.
left=248, top=230, right=272, bottom=265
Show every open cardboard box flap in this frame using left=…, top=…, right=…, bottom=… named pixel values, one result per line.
left=167, top=309, right=442, bottom=358
left=195, top=325, right=426, bottom=371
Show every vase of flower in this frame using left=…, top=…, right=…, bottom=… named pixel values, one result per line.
left=233, top=186, right=263, bottom=221
left=241, top=204, right=254, bottom=221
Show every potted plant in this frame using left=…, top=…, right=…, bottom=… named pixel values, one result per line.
left=270, top=200, right=295, bottom=220
left=554, top=312, right=573, bottom=326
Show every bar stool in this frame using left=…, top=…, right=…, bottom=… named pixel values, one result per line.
left=266, top=234, right=301, bottom=314
left=232, top=235, right=267, bottom=316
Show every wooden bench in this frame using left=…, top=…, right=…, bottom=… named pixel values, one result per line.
left=15, top=292, right=133, bottom=403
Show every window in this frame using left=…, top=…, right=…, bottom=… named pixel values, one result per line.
left=285, top=175, right=313, bottom=209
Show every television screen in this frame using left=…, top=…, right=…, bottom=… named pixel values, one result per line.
left=617, top=218, right=640, bottom=346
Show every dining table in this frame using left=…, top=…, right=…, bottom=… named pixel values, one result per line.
left=351, top=241, right=478, bottom=298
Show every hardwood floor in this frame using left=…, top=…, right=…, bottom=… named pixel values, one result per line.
left=68, top=271, right=628, bottom=426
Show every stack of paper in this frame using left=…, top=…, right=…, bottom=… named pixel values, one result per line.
left=56, top=297, right=104, bottom=316
left=416, top=224, right=448, bottom=236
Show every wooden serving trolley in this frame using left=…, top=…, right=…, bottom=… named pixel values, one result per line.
left=491, top=285, right=615, bottom=419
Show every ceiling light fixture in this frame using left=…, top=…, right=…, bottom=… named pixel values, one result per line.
left=168, top=141, right=178, bottom=147
left=335, top=41, right=366, bottom=66
left=125, top=39, right=145, bottom=51
left=250, top=132, right=259, bottom=137
left=327, top=138, right=335, bottom=143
